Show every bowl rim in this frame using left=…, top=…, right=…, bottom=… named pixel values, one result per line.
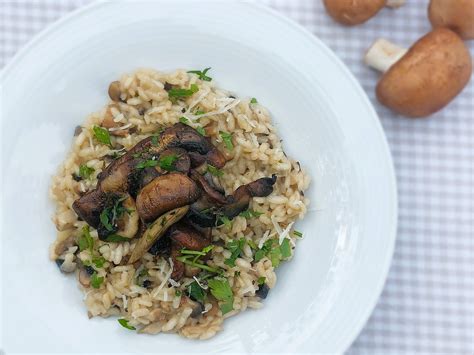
left=0, top=1, right=398, bottom=353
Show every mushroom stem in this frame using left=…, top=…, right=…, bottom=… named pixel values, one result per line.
left=386, top=0, right=405, bottom=8
left=364, top=39, right=408, bottom=72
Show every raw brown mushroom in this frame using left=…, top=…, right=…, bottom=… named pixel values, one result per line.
left=323, top=0, right=405, bottom=26
left=428, top=0, right=474, bottom=40
left=364, top=28, right=472, bottom=117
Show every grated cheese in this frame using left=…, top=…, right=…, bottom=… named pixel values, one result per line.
left=108, top=123, right=132, bottom=132
left=193, top=276, right=208, bottom=290
left=152, top=258, right=174, bottom=298
left=271, top=215, right=295, bottom=245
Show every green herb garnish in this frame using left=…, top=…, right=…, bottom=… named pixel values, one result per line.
left=217, top=215, right=232, bottom=229
left=187, top=67, right=212, bottom=81
left=207, top=164, right=223, bottom=177
left=224, top=238, right=245, bottom=267
left=247, top=239, right=258, bottom=250
left=239, top=209, right=263, bottom=219
left=92, top=256, right=106, bottom=268
left=151, top=135, right=159, bottom=146
left=188, top=281, right=206, bottom=303
left=118, top=318, right=136, bottom=330
left=208, top=278, right=234, bottom=314
left=99, top=209, right=114, bottom=232
left=78, top=164, right=94, bottom=180
left=175, top=289, right=182, bottom=297
left=280, top=238, right=291, bottom=259
left=257, top=276, right=266, bottom=285
left=250, top=97, right=258, bottom=104
left=196, top=126, right=206, bottom=136
left=194, top=110, right=205, bottom=115
left=104, top=234, right=130, bottom=243
left=159, top=154, right=179, bottom=171
left=176, top=256, right=221, bottom=273
left=254, top=239, right=273, bottom=262
left=77, top=225, right=94, bottom=253
left=135, top=159, right=159, bottom=169
left=92, top=126, right=112, bottom=147
left=219, top=131, right=233, bottom=151
left=90, top=272, right=104, bottom=289
left=168, top=84, right=199, bottom=100
left=293, top=230, right=303, bottom=238
left=179, top=116, right=189, bottom=124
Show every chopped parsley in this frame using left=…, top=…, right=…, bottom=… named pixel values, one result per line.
left=187, top=67, right=212, bottom=81
left=250, top=97, right=258, bottom=104
left=77, top=225, right=94, bottom=253
left=168, top=84, right=199, bottom=100
left=188, top=281, right=206, bottom=303
left=118, top=318, right=136, bottom=330
left=90, top=272, right=104, bottom=289
left=92, top=256, right=106, bottom=268
left=224, top=238, right=245, bottom=267
left=257, top=276, right=266, bottom=286
left=195, top=126, right=206, bottom=136
left=219, top=131, right=233, bottom=151
left=92, top=126, right=112, bottom=147
left=179, top=116, right=189, bottom=124
left=239, top=209, right=263, bottom=219
left=208, top=277, right=234, bottom=314
left=151, top=135, right=159, bottom=146
left=247, top=239, right=258, bottom=250
left=280, top=238, right=291, bottom=259
left=159, top=154, right=179, bottom=171
left=136, top=154, right=178, bottom=171
left=103, top=234, right=130, bottom=243
left=175, top=289, right=182, bottom=297
left=98, top=196, right=130, bottom=235
left=194, top=110, right=205, bottom=115
left=293, top=230, right=303, bottom=238
left=254, top=238, right=291, bottom=267
left=216, top=215, right=232, bottom=229
left=207, top=164, right=223, bottom=177
left=78, top=164, right=94, bottom=180
left=99, top=209, right=114, bottom=232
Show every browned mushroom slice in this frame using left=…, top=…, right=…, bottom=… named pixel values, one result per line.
left=190, top=170, right=227, bottom=205
left=188, top=149, right=226, bottom=169
left=170, top=243, right=185, bottom=280
left=221, top=175, right=277, bottom=218
left=101, top=105, right=130, bottom=137
left=136, top=172, right=201, bottom=222
left=72, top=188, right=108, bottom=228
left=160, top=123, right=215, bottom=154
left=168, top=222, right=212, bottom=280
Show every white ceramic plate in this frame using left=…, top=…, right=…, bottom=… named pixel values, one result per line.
left=0, top=1, right=397, bottom=353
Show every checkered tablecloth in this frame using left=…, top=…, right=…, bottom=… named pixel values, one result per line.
left=1, top=0, right=472, bottom=353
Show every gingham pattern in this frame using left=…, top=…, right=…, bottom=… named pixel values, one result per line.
left=1, top=1, right=473, bottom=354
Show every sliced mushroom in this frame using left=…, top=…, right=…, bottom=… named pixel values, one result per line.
left=221, top=175, right=277, bottom=218
left=115, top=195, right=139, bottom=238
left=136, top=173, right=201, bottom=222
left=108, top=81, right=122, bottom=102
left=128, top=206, right=189, bottom=264
left=72, top=188, right=108, bottom=228
left=170, top=244, right=185, bottom=280
left=190, top=170, right=227, bottom=205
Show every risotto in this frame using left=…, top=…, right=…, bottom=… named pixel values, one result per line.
left=49, top=68, right=310, bottom=339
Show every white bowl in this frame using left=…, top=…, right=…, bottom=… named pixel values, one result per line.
left=0, top=1, right=397, bottom=353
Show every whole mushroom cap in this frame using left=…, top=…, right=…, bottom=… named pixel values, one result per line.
left=376, top=28, right=472, bottom=118
left=323, top=0, right=386, bottom=26
left=428, top=0, right=474, bottom=40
